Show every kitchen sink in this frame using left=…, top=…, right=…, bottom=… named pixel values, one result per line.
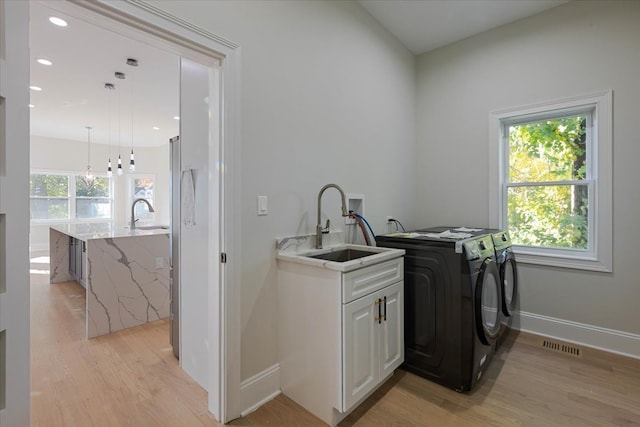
left=307, top=248, right=380, bottom=262
left=135, top=225, right=170, bottom=230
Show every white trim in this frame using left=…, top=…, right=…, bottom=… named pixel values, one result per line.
left=512, top=311, right=640, bottom=360
left=489, top=90, right=612, bottom=272
left=1, top=1, right=31, bottom=424
left=40, top=0, right=242, bottom=422
left=240, top=364, right=281, bottom=417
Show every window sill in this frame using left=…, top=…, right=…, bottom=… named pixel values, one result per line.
left=513, top=247, right=612, bottom=273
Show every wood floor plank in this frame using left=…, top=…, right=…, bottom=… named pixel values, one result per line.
left=30, top=252, right=640, bottom=426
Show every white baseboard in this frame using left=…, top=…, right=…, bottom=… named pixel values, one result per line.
left=240, top=363, right=281, bottom=417
left=512, top=311, right=640, bottom=360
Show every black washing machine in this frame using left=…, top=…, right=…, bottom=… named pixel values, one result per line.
left=419, top=226, right=518, bottom=346
left=376, top=229, right=502, bottom=392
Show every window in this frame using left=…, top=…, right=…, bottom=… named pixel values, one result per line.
left=489, top=91, right=612, bottom=272
left=128, top=175, right=155, bottom=221
left=75, top=175, right=112, bottom=219
left=30, top=172, right=113, bottom=221
left=30, top=174, right=70, bottom=220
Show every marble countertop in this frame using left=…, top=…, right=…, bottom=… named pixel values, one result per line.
left=50, top=222, right=170, bottom=241
left=276, top=233, right=404, bottom=273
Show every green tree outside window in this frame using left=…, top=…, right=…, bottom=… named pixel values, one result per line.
left=507, top=116, right=588, bottom=249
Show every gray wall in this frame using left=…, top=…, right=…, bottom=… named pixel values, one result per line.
left=416, top=1, right=640, bottom=336
left=147, top=0, right=418, bottom=381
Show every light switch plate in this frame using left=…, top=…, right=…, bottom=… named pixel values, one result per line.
left=258, top=195, right=268, bottom=216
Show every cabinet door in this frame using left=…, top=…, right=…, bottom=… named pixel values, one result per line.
left=342, top=293, right=379, bottom=411
left=80, top=241, right=88, bottom=288
left=75, top=239, right=83, bottom=283
left=379, top=281, right=404, bottom=380
left=69, top=238, right=77, bottom=277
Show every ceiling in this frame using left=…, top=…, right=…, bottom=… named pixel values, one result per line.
left=29, top=2, right=180, bottom=148
left=29, top=1, right=568, bottom=148
left=357, top=0, right=569, bottom=54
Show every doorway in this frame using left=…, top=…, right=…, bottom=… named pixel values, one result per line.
left=27, top=0, right=241, bottom=422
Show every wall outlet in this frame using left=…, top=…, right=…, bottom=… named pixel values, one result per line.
left=155, top=257, right=164, bottom=269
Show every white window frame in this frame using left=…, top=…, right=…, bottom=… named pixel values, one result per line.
left=30, top=169, right=114, bottom=223
left=489, top=91, right=612, bottom=272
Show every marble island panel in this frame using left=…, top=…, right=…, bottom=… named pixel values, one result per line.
left=49, top=225, right=170, bottom=338
left=87, top=234, right=170, bottom=338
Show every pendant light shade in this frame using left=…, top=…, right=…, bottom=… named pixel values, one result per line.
left=129, top=149, right=135, bottom=172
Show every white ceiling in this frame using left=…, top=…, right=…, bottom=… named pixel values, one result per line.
left=29, top=1, right=568, bottom=147
left=29, top=2, right=180, bottom=148
left=357, top=0, right=569, bottom=54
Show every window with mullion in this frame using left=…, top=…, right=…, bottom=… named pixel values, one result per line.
left=490, top=91, right=612, bottom=271
left=75, top=175, right=112, bottom=219
left=29, top=173, right=70, bottom=220
left=503, top=112, right=592, bottom=251
left=29, top=172, right=113, bottom=221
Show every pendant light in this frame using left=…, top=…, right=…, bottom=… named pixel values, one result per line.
left=115, top=71, right=125, bottom=176
left=85, top=126, right=94, bottom=181
left=127, top=58, right=139, bottom=172
left=105, top=82, right=115, bottom=177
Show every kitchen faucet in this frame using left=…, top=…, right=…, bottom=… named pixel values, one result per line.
left=316, top=184, right=349, bottom=249
left=130, top=198, right=155, bottom=229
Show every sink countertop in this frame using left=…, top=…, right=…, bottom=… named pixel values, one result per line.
left=50, top=222, right=170, bottom=241
left=276, top=233, right=404, bottom=273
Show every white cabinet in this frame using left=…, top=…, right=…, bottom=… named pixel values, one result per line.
left=278, top=254, right=404, bottom=426
left=342, top=281, right=403, bottom=410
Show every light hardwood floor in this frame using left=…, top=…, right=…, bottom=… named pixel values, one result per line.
left=30, top=253, right=640, bottom=426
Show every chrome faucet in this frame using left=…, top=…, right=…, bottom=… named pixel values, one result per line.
left=130, top=198, right=155, bottom=229
left=316, top=184, right=349, bottom=249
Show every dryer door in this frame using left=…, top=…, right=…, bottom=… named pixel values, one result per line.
left=474, top=258, right=502, bottom=345
left=500, top=252, right=518, bottom=316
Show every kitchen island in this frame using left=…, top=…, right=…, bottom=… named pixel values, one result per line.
left=49, top=223, right=170, bottom=339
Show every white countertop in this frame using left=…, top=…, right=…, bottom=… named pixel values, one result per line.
left=276, top=233, right=404, bottom=273
left=50, top=223, right=170, bottom=241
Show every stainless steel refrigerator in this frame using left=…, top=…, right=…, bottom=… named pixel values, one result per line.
left=169, top=135, right=180, bottom=359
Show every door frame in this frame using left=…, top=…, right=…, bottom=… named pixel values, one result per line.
left=37, top=0, right=242, bottom=421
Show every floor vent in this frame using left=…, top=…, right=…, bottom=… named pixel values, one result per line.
left=539, top=338, right=583, bottom=358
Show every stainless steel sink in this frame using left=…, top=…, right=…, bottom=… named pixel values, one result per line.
left=135, top=225, right=170, bottom=230
left=308, top=248, right=379, bottom=262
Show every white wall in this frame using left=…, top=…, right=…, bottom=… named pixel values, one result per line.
left=0, top=1, right=30, bottom=424
left=416, top=2, right=640, bottom=344
left=147, top=0, right=417, bottom=381
left=30, top=135, right=170, bottom=250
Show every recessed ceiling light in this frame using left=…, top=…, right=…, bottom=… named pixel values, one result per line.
left=30, top=86, right=42, bottom=91
left=152, top=126, right=160, bottom=130
left=37, top=58, right=53, bottom=66
left=29, top=104, right=35, bottom=108
left=49, top=17, right=68, bottom=27
left=173, top=116, right=180, bottom=120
